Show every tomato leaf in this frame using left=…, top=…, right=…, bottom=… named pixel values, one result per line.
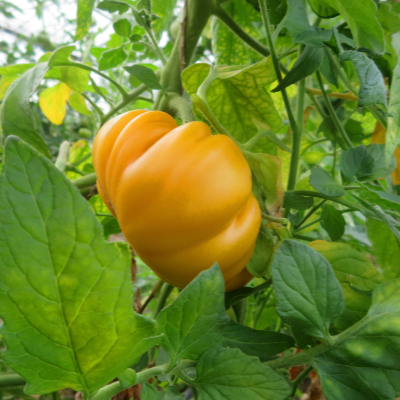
left=68, top=91, right=91, bottom=115
left=310, top=166, right=345, bottom=197
left=271, top=240, right=344, bottom=340
left=339, top=51, right=387, bottom=109
left=194, top=346, right=291, bottom=400
left=124, top=65, right=162, bottom=89
left=99, top=47, right=127, bottom=71
left=0, top=137, right=159, bottom=396
left=284, top=0, right=310, bottom=37
left=1, top=63, right=51, bottom=158
left=308, top=0, right=338, bottom=18
left=97, top=1, right=130, bottom=14
left=283, top=192, right=314, bottom=210
left=113, top=18, right=132, bottom=37
left=39, top=82, right=72, bottom=125
left=75, top=0, right=96, bottom=41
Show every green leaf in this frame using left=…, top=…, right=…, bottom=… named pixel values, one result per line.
left=99, top=47, right=127, bottom=70
left=1, top=63, right=51, bottom=159
left=320, top=49, right=339, bottom=87
left=124, top=65, right=162, bottom=90
left=141, top=383, right=159, bottom=400
left=323, top=0, right=385, bottom=54
left=152, top=0, right=177, bottom=34
left=113, top=18, right=132, bottom=37
left=0, top=75, right=18, bottom=100
left=118, top=369, right=137, bottom=389
left=157, top=264, right=227, bottom=364
left=97, top=1, right=130, bottom=14
left=310, top=166, right=345, bottom=197
left=0, top=63, right=35, bottom=76
left=359, top=182, right=400, bottom=214
left=272, top=46, right=324, bottom=92
left=284, top=0, right=310, bottom=37
left=271, top=240, right=344, bottom=340
left=367, top=219, right=400, bottom=281
left=294, top=28, right=333, bottom=48
left=283, top=192, right=314, bottom=210
left=49, top=45, right=76, bottom=67
left=68, top=91, right=91, bottom=115
left=182, top=58, right=283, bottom=148
left=377, top=4, right=400, bottom=35
left=211, top=0, right=263, bottom=65
left=320, top=204, right=345, bottom=241
left=0, top=137, right=159, bottom=396
left=314, top=279, right=400, bottom=400
left=386, top=33, right=400, bottom=167
left=339, top=51, right=387, bottom=109
left=60, top=66, right=90, bottom=93
left=75, top=0, right=96, bottom=41
left=222, top=320, right=294, bottom=361
left=194, top=346, right=291, bottom=400
left=246, top=229, right=275, bottom=277
left=340, top=145, right=374, bottom=184
left=308, top=0, right=338, bottom=18
left=265, top=0, right=287, bottom=25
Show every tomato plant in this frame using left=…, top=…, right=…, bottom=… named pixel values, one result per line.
left=0, top=0, right=400, bottom=399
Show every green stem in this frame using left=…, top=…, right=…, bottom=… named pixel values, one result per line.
left=154, top=283, right=174, bottom=317
left=165, top=94, right=195, bottom=123
left=213, top=5, right=270, bottom=57
left=261, top=212, right=289, bottom=225
left=259, top=0, right=300, bottom=193
left=72, top=173, right=97, bottom=189
left=253, top=288, right=273, bottom=329
left=140, top=279, right=164, bottom=313
left=0, top=374, right=26, bottom=387
left=300, top=138, right=329, bottom=156
left=55, top=62, right=128, bottom=99
left=331, top=143, right=337, bottom=178
left=82, top=93, right=104, bottom=119
left=90, top=76, right=113, bottom=106
left=292, top=233, right=318, bottom=241
left=294, top=200, right=326, bottom=230
left=290, top=365, right=313, bottom=398
left=55, top=141, right=70, bottom=173
left=72, top=152, right=92, bottom=167
left=315, top=70, right=353, bottom=149
left=101, top=84, right=148, bottom=123
left=65, top=163, right=86, bottom=176
left=295, top=209, right=352, bottom=232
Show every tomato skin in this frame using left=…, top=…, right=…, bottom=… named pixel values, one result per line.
left=93, top=110, right=261, bottom=291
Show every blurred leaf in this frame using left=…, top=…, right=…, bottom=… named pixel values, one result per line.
left=308, top=0, right=338, bottom=18
left=320, top=49, right=339, bottom=87
left=284, top=0, right=310, bottom=37
left=272, top=46, right=324, bottom=92
left=124, top=65, right=162, bottom=89
left=266, top=0, right=287, bottom=24
left=60, top=66, right=90, bottom=93
left=98, top=0, right=130, bottom=14
left=68, top=91, right=91, bottom=115
left=272, top=240, right=344, bottom=340
left=320, top=204, right=345, bottom=241
left=49, top=45, right=76, bottom=67
left=39, top=82, right=71, bottom=125
left=114, top=18, right=132, bottom=37
left=340, top=51, right=387, bottom=109
left=0, top=137, right=159, bottom=395
left=310, top=166, right=345, bottom=196
left=377, top=4, right=400, bottom=35
left=222, top=320, right=294, bottom=361
left=359, top=182, right=400, bottom=214
left=99, top=47, right=127, bottom=70
left=310, top=240, right=382, bottom=329
left=1, top=63, right=51, bottom=158
left=366, top=219, right=400, bottom=280
left=283, top=192, right=314, bottom=210
left=0, top=75, right=18, bottom=100
left=152, top=0, right=178, bottom=34
left=294, top=28, right=333, bottom=48
left=247, top=228, right=275, bottom=277
left=314, top=279, right=400, bottom=400
left=75, top=0, right=96, bottom=41
left=0, top=63, right=35, bottom=76
left=194, top=346, right=291, bottom=400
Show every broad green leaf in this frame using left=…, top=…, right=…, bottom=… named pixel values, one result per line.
left=222, top=320, right=294, bottom=361
left=271, top=240, right=344, bottom=340
left=157, top=264, right=227, bottom=364
left=39, top=82, right=72, bottom=125
left=272, top=46, right=324, bottom=92
left=75, top=0, right=96, bottom=41
left=320, top=204, right=345, bottom=241
left=294, top=28, right=333, bottom=48
left=377, top=4, right=400, bottom=35
left=0, top=63, right=35, bottom=76
left=0, top=137, right=159, bottom=396
left=309, top=240, right=382, bottom=330
left=211, top=0, right=262, bottom=65
left=141, top=383, right=159, bottom=400
left=245, top=152, right=284, bottom=216
left=314, top=279, right=400, bottom=400
left=339, top=51, right=387, bottom=109
left=0, top=75, right=18, bottom=100
left=152, top=0, right=177, bottom=34
left=124, top=65, right=162, bottom=89
left=310, top=166, right=345, bottom=197
left=118, top=369, right=137, bottom=389
left=386, top=33, right=400, bottom=166
left=324, top=0, right=385, bottom=54
left=320, top=49, right=339, bottom=87
left=182, top=58, right=283, bottom=148
left=113, top=18, right=132, bottom=37
left=68, top=91, right=91, bottom=115
left=265, top=0, right=287, bottom=25
left=1, top=63, right=51, bottom=158
left=194, top=346, right=291, bottom=400
left=359, top=182, right=400, bottom=214
left=283, top=192, right=314, bottom=209
left=308, top=0, right=338, bottom=18
left=97, top=1, right=130, bottom=14
left=49, top=45, right=76, bottom=67
left=60, top=66, right=90, bottom=93
left=367, top=219, right=400, bottom=280
left=99, top=47, right=127, bottom=71
left=284, top=0, right=310, bottom=37
left=246, top=228, right=275, bottom=277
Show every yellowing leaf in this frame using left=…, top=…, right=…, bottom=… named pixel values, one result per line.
left=39, top=82, right=72, bottom=125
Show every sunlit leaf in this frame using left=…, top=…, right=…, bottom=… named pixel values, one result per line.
left=39, top=82, right=72, bottom=125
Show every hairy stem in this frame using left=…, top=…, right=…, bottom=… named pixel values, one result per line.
left=55, top=141, right=70, bottom=173
left=72, top=173, right=97, bottom=189
left=165, top=94, right=195, bottom=123
left=290, top=365, right=313, bottom=397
